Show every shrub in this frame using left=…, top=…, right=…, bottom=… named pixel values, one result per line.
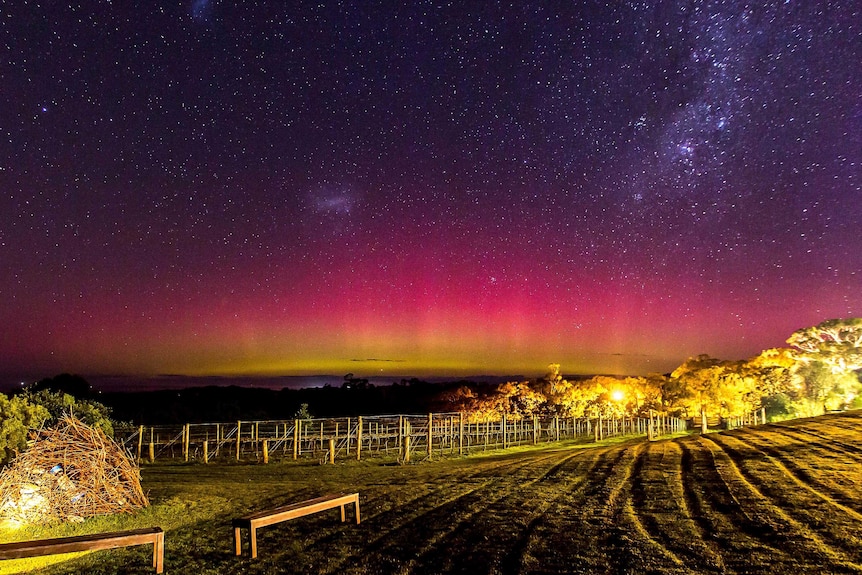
left=0, top=394, right=50, bottom=465
left=22, top=390, right=115, bottom=437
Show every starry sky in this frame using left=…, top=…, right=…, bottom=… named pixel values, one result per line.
left=1, top=1, right=860, bottom=388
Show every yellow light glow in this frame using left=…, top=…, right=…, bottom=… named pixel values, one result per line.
left=611, top=390, right=625, bottom=402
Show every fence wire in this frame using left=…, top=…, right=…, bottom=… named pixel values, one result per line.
left=112, top=409, right=733, bottom=464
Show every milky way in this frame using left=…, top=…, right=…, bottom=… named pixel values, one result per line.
left=1, top=1, right=860, bottom=387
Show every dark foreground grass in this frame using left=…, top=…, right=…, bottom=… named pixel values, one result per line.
left=2, top=413, right=862, bottom=574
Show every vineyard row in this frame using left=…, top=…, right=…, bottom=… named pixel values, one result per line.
left=111, top=410, right=771, bottom=464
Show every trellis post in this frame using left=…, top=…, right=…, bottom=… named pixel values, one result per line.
left=402, top=420, right=411, bottom=463
left=149, top=427, right=155, bottom=463
left=427, top=413, right=433, bottom=459
left=293, top=419, right=300, bottom=460
left=458, top=412, right=464, bottom=455
left=357, top=416, right=363, bottom=461
left=183, top=423, right=190, bottom=462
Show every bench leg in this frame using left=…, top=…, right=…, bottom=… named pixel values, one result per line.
left=234, top=526, right=242, bottom=556
left=154, top=531, right=165, bottom=574
left=354, top=497, right=361, bottom=524
left=340, top=504, right=346, bottom=522
left=250, top=526, right=257, bottom=559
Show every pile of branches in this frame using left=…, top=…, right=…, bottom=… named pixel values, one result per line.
left=0, top=415, right=148, bottom=525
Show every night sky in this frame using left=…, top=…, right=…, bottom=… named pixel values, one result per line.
left=2, top=1, right=860, bottom=387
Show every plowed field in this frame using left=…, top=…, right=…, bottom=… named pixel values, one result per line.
left=21, top=411, right=862, bottom=575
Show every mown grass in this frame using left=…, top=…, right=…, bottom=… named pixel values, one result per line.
left=2, top=414, right=861, bottom=575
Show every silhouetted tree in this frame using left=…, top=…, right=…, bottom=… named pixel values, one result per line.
left=29, top=374, right=91, bottom=398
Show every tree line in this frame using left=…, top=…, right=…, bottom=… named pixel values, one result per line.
left=441, top=318, right=862, bottom=427
left=0, top=318, right=859, bottom=464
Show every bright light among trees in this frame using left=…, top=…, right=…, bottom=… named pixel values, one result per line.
left=441, top=318, right=862, bottom=425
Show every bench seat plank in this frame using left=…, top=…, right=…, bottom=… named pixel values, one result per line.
left=0, top=527, right=164, bottom=573
left=233, top=493, right=359, bottom=558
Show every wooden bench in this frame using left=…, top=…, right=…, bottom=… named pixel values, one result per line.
left=0, top=526, right=165, bottom=573
left=233, top=493, right=360, bottom=558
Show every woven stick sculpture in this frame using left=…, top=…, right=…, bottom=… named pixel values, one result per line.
left=0, top=415, right=148, bottom=525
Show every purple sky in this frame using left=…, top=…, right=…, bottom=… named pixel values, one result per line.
left=1, top=1, right=860, bottom=387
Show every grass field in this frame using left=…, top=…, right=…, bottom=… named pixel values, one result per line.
left=4, top=411, right=862, bottom=574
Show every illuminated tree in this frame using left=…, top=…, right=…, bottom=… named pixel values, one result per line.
left=740, top=348, right=797, bottom=397
left=551, top=378, right=606, bottom=418
left=0, top=394, right=49, bottom=465
left=543, top=363, right=563, bottom=392
left=782, top=319, right=862, bottom=416
left=670, top=355, right=723, bottom=431
left=668, top=355, right=760, bottom=431
left=791, top=361, right=860, bottom=414
left=621, top=375, right=663, bottom=415
left=787, top=318, right=862, bottom=373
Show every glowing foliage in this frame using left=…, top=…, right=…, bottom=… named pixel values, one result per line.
left=443, top=318, right=862, bottom=426
left=787, top=318, right=862, bottom=373
left=0, top=394, right=50, bottom=465
left=22, top=390, right=115, bottom=437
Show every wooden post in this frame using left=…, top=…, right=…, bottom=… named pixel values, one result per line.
left=254, top=423, right=260, bottom=459
left=357, top=416, right=363, bottom=461
left=501, top=414, right=507, bottom=449
left=203, top=440, right=209, bottom=463
left=236, top=421, right=242, bottom=461
left=402, top=420, right=411, bottom=463
left=459, top=412, right=464, bottom=455
left=293, top=419, right=300, bottom=460
left=346, top=417, right=352, bottom=455
left=485, top=421, right=489, bottom=449
left=761, top=407, right=766, bottom=424
left=262, top=439, right=269, bottom=464
left=149, top=427, right=155, bottom=463
left=447, top=416, right=455, bottom=453
left=136, top=425, right=144, bottom=463
left=427, top=413, right=433, bottom=459
left=329, top=438, right=335, bottom=464
left=183, top=423, right=190, bottom=462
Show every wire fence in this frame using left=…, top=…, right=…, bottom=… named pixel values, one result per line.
left=113, top=410, right=713, bottom=464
